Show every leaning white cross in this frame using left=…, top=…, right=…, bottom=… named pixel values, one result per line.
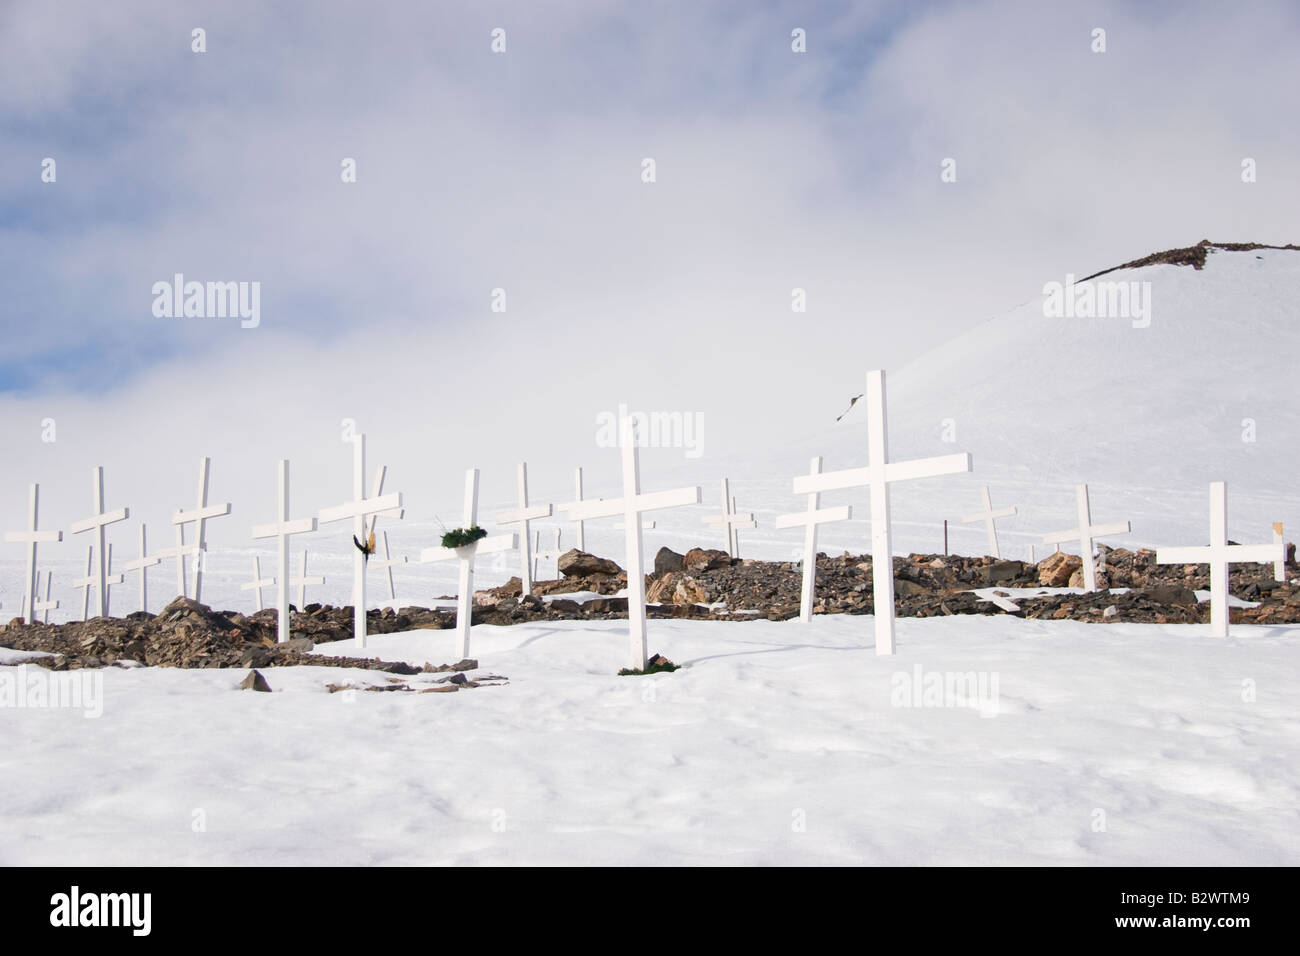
left=4, top=483, right=62, bottom=623
left=74, top=543, right=122, bottom=621
left=496, top=463, right=552, bottom=598
left=241, top=556, right=276, bottom=612
left=121, top=523, right=161, bottom=614
left=68, top=466, right=129, bottom=619
left=171, top=457, right=232, bottom=603
left=565, top=418, right=701, bottom=671
left=252, top=459, right=318, bottom=643
left=34, top=570, right=58, bottom=623
left=1040, top=484, right=1130, bottom=591
left=775, top=456, right=852, bottom=623
left=961, top=486, right=1017, bottom=559
left=370, top=531, right=406, bottom=604
left=1156, top=482, right=1283, bottom=638
left=794, top=370, right=972, bottom=656
left=420, top=468, right=516, bottom=660
left=290, top=550, right=325, bottom=610
left=702, top=478, right=755, bottom=558
left=317, top=435, right=402, bottom=649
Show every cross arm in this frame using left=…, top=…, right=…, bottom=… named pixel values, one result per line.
left=69, top=508, right=129, bottom=534
left=773, top=505, right=852, bottom=529
left=4, top=530, right=62, bottom=543
left=318, top=492, right=402, bottom=524
left=252, top=517, right=317, bottom=539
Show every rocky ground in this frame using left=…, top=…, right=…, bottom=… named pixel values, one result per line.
left=4, top=544, right=1299, bottom=671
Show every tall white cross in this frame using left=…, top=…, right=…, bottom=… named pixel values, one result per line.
left=75, top=544, right=122, bottom=621
left=565, top=418, right=700, bottom=670
left=1040, top=484, right=1130, bottom=591
left=794, top=370, right=972, bottom=655
left=371, top=531, right=407, bottom=603
left=775, top=456, right=852, bottom=623
left=252, top=459, right=318, bottom=643
left=496, top=463, right=552, bottom=597
left=556, top=467, right=588, bottom=552
left=121, top=523, right=161, bottom=614
left=241, top=556, right=276, bottom=612
left=317, top=435, right=402, bottom=648
left=420, top=468, right=516, bottom=660
left=1156, top=482, right=1284, bottom=638
left=1274, top=522, right=1286, bottom=583
left=155, top=532, right=198, bottom=602
left=171, top=457, right=231, bottom=604
left=68, top=466, right=129, bottom=619
left=289, top=549, right=325, bottom=610
left=34, top=570, right=58, bottom=623
left=702, top=478, right=755, bottom=558
left=4, top=483, right=62, bottom=622
left=960, top=486, right=1018, bottom=559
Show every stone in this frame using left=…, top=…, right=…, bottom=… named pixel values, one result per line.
left=557, top=549, right=623, bottom=577
left=978, top=560, right=1029, bottom=586
left=673, top=577, right=710, bottom=605
left=239, top=669, right=272, bottom=692
left=1037, top=552, right=1082, bottom=587
left=1068, top=567, right=1109, bottom=589
left=1148, top=584, right=1198, bottom=607
left=654, top=546, right=685, bottom=575
left=683, top=548, right=730, bottom=572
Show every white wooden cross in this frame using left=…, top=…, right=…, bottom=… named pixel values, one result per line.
left=4, top=483, right=62, bottom=623
left=794, top=370, right=972, bottom=656
left=317, top=435, right=402, bottom=648
left=1040, top=484, right=1130, bottom=591
left=371, top=531, right=407, bottom=603
left=241, top=556, right=276, bottom=612
left=171, top=457, right=232, bottom=604
left=1274, top=522, right=1286, bottom=583
left=121, top=523, right=161, bottom=614
left=1156, top=482, right=1284, bottom=638
left=74, top=543, right=123, bottom=621
left=34, top=570, right=58, bottom=623
left=496, top=463, right=552, bottom=597
left=289, top=549, right=325, bottom=610
left=702, top=478, right=755, bottom=558
left=420, top=468, right=516, bottom=659
left=565, top=418, right=701, bottom=670
left=775, top=456, right=852, bottom=623
left=68, top=466, right=129, bottom=619
left=154, top=532, right=198, bottom=602
left=961, top=486, right=1017, bottom=559
left=252, top=459, right=318, bottom=643
left=532, top=527, right=563, bottom=581
left=614, top=517, right=655, bottom=532
left=556, top=467, right=588, bottom=552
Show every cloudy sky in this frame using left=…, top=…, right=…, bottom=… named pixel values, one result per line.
left=2, top=0, right=1297, bottom=541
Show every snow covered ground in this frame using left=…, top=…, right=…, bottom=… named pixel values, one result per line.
left=2, top=613, right=1298, bottom=866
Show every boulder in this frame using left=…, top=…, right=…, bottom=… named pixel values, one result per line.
left=1037, top=551, right=1081, bottom=587
left=239, top=670, right=272, bottom=692
left=683, top=548, right=730, bottom=572
left=1068, top=567, right=1109, bottom=589
left=557, top=550, right=623, bottom=577
left=654, top=547, right=685, bottom=576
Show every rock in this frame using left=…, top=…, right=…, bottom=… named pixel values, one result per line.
left=979, top=560, right=1029, bottom=586
left=449, top=673, right=469, bottom=685
left=1103, top=605, right=1118, bottom=618
left=1037, top=551, right=1082, bottom=587
left=645, top=573, right=677, bottom=603
left=1068, top=568, right=1109, bottom=589
left=557, top=550, right=623, bottom=577
left=1148, top=584, right=1198, bottom=607
left=654, top=547, right=685, bottom=576
left=473, top=590, right=500, bottom=607
left=280, top=636, right=314, bottom=653
left=239, top=670, right=272, bottom=692
left=683, top=548, right=730, bottom=572
left=452, top=659, right=478, bottom=671
left=673, top=576, right=710, bottom=605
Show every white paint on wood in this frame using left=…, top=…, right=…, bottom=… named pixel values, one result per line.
left=792, top=370, right=972, bottom=655
left=370, top=530, right=407, bottom=602
left=774, top=456, right=852, bottom=622
left=288, top=550, right=325, bottom=610
left=1040, top=484, right=1130, bottom=591
left=240, top=555, right=276, bottom=612
left=556, top=467, right=589, bottom=553
left=420, top=468, right=516, bottom=659
left=170, top=457, right=231, bottom=604
left=564, top=418, right=700, bottom=670
left=252, top=460, right=317, bottom=643
left=34, top=570, right=58, bottom=623
left=68, top=467, right=129, bottom=619
left=702, top=479, right=756, bottom=558
left=121, top=523, right=161, bottom=614
left=1156, top=482, right=1282, bottom=637
left=1274, top=522, right=1286, bottom=583
left=74, top=543, right=123, bottom=621
left=960, top=486, right=1017, bottom=559
left=496, top=463, right=552, bottom=597
left=4, top=483, right=62, bottom=622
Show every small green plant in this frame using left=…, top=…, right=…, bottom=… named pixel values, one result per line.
left=618, top=654, right=679, bottom=676
left=441, top=526, right=488, bottom=548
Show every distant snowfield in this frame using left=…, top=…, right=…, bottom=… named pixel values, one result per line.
left=3, top=614, right=1298, bottom=866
